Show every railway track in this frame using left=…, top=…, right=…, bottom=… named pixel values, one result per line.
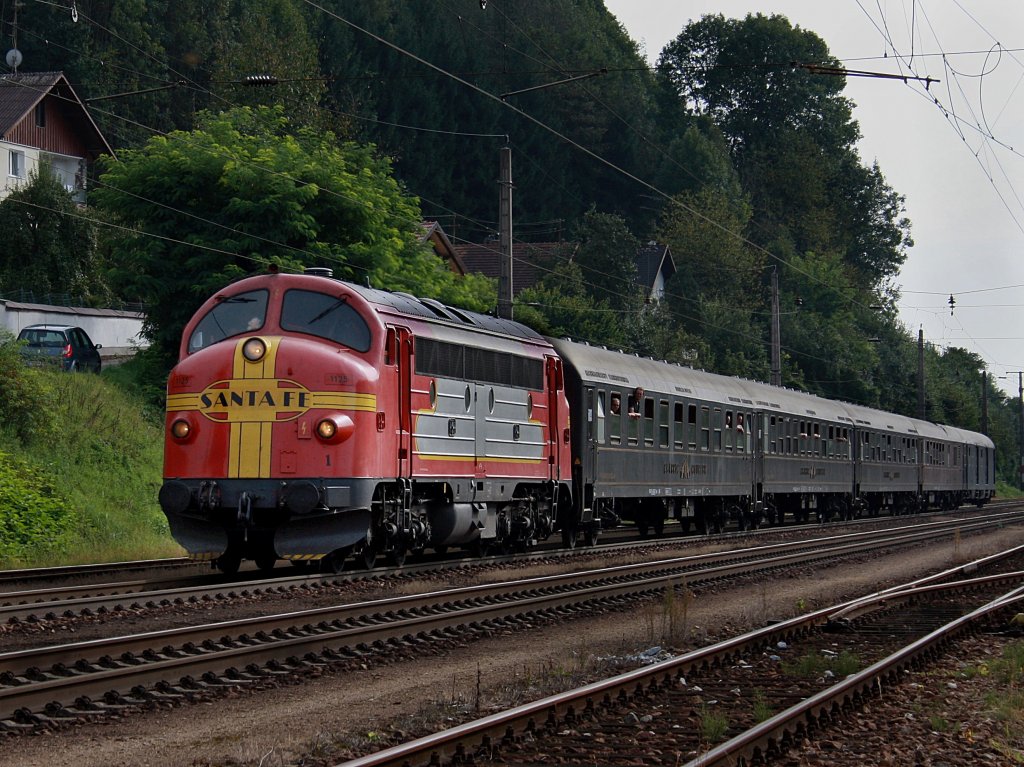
left=2, top=507, right=1018, bottom=625
left=335, top=554, right=1024, bottom=767
left=0, top=514, right=1021, bottom=736
left=3, top=503, right=1016, bottom=597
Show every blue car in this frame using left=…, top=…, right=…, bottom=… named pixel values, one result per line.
left=17, top=324, right=103, bottom=372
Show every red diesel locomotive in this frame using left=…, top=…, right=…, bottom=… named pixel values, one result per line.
left=160, top=268, right=995, bottom=574
left=158, top=268, right=585, bottom=573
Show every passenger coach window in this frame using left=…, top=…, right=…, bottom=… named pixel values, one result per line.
left=700, top=406, right=710, bottom=451
left=609, top=391, right=621, bottom=445
left=281, top=289, right=371, bottom=352
left=595, top=391, right=606, bottom=444
left=659, top=400, right=670, bottom=448
left=188, top=289, right=269, bottom=353
left=644, top=398, right=656, bottom=446
left=673, top=403, right=684, bottom=449
left=713, top=408, right=723, bottom=452
left=687, top=404, right=698, bottom=449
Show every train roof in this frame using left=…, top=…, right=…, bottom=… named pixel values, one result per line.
left=550, top=338, right=852, bottom=424
left=345, top=283, right=545, bottom=342
left=550, top=338, right=991, bottom=445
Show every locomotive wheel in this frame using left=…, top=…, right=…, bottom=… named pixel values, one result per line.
left=359, top=543, right=377, bottom=569
left=254, top=554, right=277, bottom=572
left=561, top=526, right=577, bottom=549
left=215, top=551, right=241, bottom=576
left=387, top=546, right=407, bottom=567
left=319, top=547, right=350, bottom=574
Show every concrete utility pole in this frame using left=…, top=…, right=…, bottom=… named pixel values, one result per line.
left=770, top=267, right=781, bottom=387
left=497, top=146, right=513, bottom=320
left=981, top=371, right=989, bottom=435
left=1014, top=372, right=1024, bottom=491
left=998, top=371, right=1023, bottom=490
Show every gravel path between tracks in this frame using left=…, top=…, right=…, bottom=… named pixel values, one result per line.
left=5, top=525, right=1024, bottom=767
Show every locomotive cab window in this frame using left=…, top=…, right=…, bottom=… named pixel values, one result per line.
left=188, top=289, right=269, bottom=353
left=281, top=289, right=371, bottom=352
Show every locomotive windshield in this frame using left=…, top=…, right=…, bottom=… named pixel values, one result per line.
left=280, top=289, right=371, bottom=352
left=187, top=289, right=269, bottom=353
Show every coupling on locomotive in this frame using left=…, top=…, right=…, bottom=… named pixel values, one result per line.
left=159, top=268, right=995, bottom=573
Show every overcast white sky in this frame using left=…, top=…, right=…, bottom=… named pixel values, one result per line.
left=604, top=1, right=1024, bottom=399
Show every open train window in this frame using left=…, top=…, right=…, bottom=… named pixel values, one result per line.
left=688, top=404, right=698, bottom=450
left=609, top=391, right=621, bottom=445
left=724, top=411, right=734, bottom=452
left=700, top=406, right=710, bottom=451
left=188, top=289, right=269, bottom=353
left=643, top=398, right=655, bottom=446
left=282, top=289, right=371, bottom=352
left=769, top=416, right=778, bottom=455
left=713, top=408, right=723, bottom=452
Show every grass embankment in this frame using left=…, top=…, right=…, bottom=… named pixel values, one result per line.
left=0, top=345, right=181, bottom=568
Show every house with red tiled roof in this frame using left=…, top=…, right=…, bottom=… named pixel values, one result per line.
left=454, top=239, right=675, bottom=300
left=1, top=71, right=114, bottom=203
left=419, top=220, right=467, bottom=275
left=452, top=240, right=579, bottom=296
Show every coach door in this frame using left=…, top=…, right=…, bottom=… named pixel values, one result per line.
left=546, top=356, right=563, bottom=481
left=393, top=327, right=413, bottom=480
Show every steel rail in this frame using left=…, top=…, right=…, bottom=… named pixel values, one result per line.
left=3, top=510, right=1019, bottom=624
left=333, top=561, right=1024, bottom=767
left=1, top=528, right=1021, bottom=729
left=0, top=558, right=193, bottom=587
left=686, top=586, right=1024, bottom=767
left=1, top=506, right=1015, bottom=603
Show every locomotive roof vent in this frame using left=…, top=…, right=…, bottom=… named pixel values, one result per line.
left=304, top=267, right=334, bottom=278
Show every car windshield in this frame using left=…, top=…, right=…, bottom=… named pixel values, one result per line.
left=280, top=289, right=371, bottom=352
left=188, top=289, right=269, bottom=353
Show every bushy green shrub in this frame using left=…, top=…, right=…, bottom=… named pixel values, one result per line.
left=0, top=330, right=56, bottom=443
left=0, top=449, right=77, bottom=562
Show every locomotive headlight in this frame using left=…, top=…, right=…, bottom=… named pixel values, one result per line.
left=242, top=337, right=267, bottom=362
left=170, top=418, right=192, bottom=440
left=316, top=419, right=336, bottom=439
left=315, top=414, right=355, bottom=444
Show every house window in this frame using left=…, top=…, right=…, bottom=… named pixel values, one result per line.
left=35, top=101, right=46, bottom=128
left=9, top=150, right=25, bottom=179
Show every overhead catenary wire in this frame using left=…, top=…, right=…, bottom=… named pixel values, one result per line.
left=4, top=7, right=1015, bottom=395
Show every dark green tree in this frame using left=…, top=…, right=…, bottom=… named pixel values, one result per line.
left=208, top=0, right=327, bottom=131
left=92, top=105, right=493, bottom=365
left=0, top=168, right=108, bottom=303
